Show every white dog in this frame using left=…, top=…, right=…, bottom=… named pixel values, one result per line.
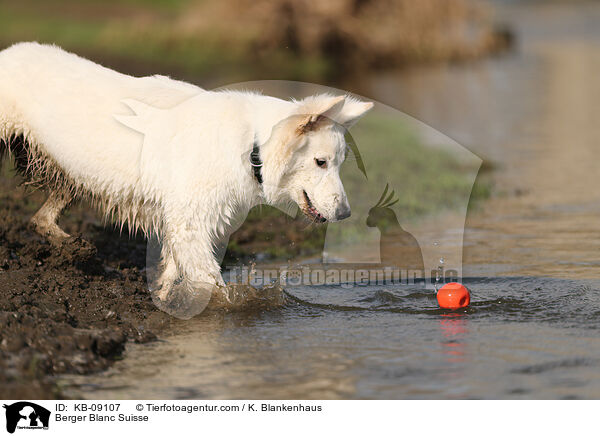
left=0, top=42, right=372, bottom=303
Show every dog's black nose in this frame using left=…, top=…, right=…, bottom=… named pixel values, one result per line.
left=335, top=204, right=351, bottom=221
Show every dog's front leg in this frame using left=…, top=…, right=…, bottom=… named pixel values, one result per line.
left=153, top=220, right=226, bottom=311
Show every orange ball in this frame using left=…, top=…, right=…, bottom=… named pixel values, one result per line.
left=437, top=282, right=470, bottom=309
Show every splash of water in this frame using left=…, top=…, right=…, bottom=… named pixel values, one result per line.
left=434, top=255, right=445, bottom=293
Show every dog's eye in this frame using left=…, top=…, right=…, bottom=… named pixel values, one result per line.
left=315, top=158, right=327, bottom=168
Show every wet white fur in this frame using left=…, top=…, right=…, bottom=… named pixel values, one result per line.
left=0, top=42, right=372, bottom=299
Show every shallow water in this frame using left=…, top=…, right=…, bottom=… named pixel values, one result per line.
left=62, top=277, right=600, bottom=399
left=62, top=1, right=600, bottom=399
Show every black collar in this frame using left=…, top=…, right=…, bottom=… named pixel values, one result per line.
left=250, top=140, right=263, bottom=185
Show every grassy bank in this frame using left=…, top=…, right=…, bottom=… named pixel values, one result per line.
left=0, top=0, right=510, bottom=83
left=0, top=0, right=328, bottom=82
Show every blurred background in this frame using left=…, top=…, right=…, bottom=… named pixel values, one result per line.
left=0, top=0, right=511, bottom=83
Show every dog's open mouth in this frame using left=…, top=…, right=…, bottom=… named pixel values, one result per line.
left=302, top=190, right=327, bottom=223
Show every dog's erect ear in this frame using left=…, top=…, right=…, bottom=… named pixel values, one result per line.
left=337, top=97, right=374, bottom=129
left=297, top=95, right=345, bottom=134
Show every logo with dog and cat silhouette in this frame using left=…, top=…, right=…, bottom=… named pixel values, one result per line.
left=2, top=402, right=50, bottom=434
left=366, top=183, right=424, bottom=272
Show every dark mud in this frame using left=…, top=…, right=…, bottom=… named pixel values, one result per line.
left=0, top=180, right=172, bottom=399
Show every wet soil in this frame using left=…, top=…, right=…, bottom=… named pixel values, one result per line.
left=0, top=179, right=172, bottom=399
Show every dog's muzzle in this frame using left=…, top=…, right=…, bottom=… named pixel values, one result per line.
left=334, top=203, right=351, bottom=221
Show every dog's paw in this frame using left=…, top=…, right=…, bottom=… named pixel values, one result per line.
left=150, top=279, right=214, bottom=320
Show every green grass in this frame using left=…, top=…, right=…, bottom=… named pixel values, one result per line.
left=0, top=2, right=330, bottom=82
left=0, top=5, right=225, bottom=77
left=95, top=0, right=192, bottom=10
left=0, top=9, right=103, bottom=49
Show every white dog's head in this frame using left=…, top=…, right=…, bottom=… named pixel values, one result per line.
left=261, top=94, right=373, bottom=223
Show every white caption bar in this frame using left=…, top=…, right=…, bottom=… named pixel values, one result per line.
left=1, top=400, right=597, bottom=435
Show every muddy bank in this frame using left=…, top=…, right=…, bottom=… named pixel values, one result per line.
left=0, top=181, right=172, bottom=399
